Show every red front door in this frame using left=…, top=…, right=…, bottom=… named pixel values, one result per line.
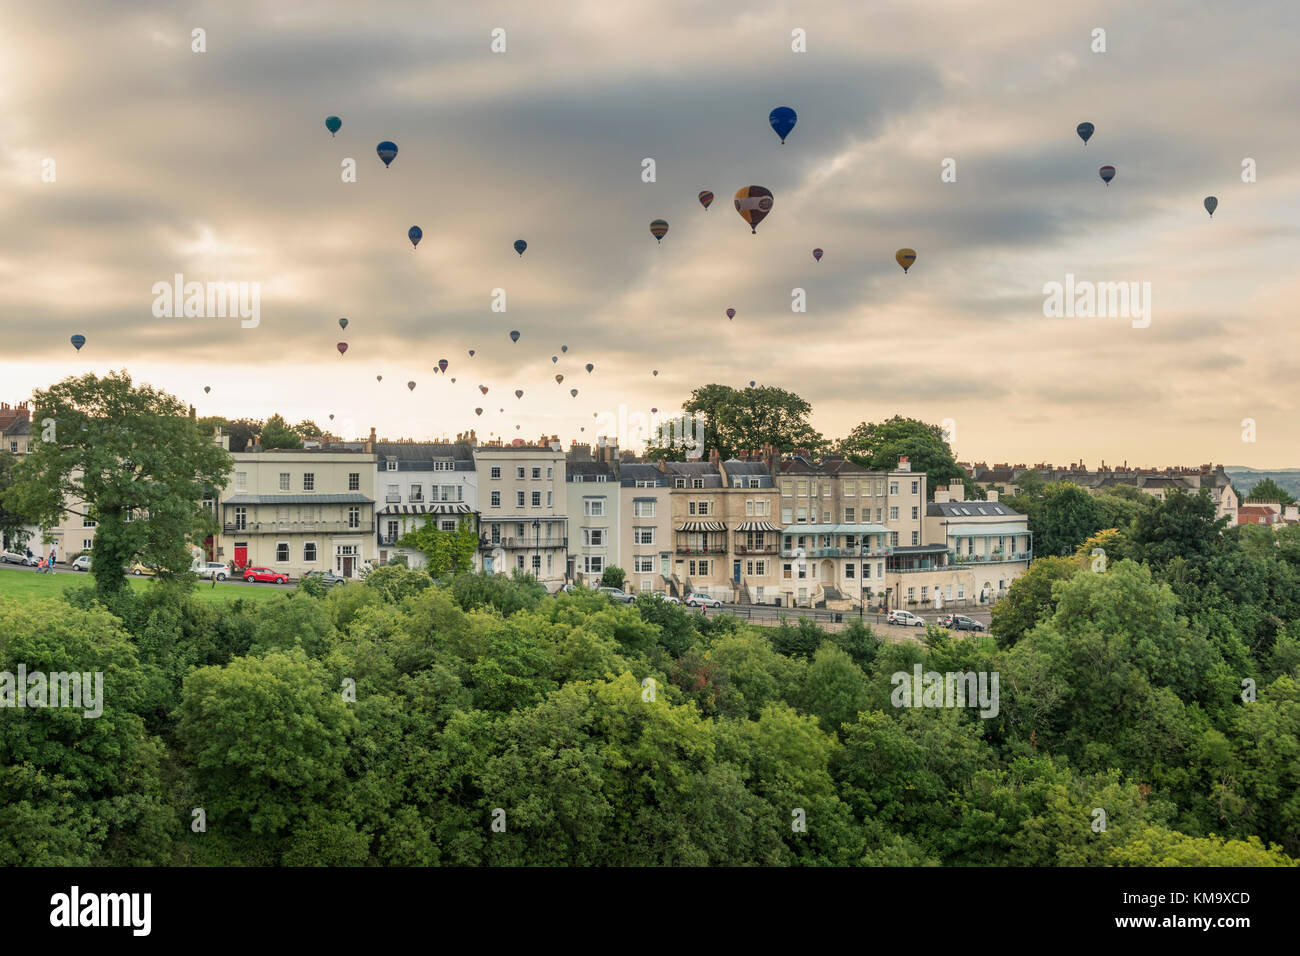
left=235, top=544, right=248, bottom=568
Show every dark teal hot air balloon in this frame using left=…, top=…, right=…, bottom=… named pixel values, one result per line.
left=338, top=317, right=348, bottom=330
left=561, top=345, right=568, bottom=353
left=585, top=363, right=594, bottom=373
left=408, top=226, right=422, bottom=248
left=509, top=330, right=520, bottom=343
left=204, top=386, right=211, bottom=394
left=551, top=355, right=558, bottom=363
left=325, top=115, right=341, bottom=136
left=1204, top=196, right=1218, bottom=218
left=1076, top=122, right=1094, bottom=145
left=570, top=388, right=578, bottom=397
left=70, top=334, right=86, bottom=351
left=514, top=239, right=527, bottom=257
left=769, top=107, right=797, bottom=144
left=377, top=141, right=398, bottom=167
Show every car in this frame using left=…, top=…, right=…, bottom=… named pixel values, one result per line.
left=598, top=586, right=635, bottom=604
left=946, top=614, right=986, bottom=632
left=71, top=555, right=92, bottom=572
left=0, top=549, right=36, bottom=566
left=195, top=561, right=229, bottom=581
left=656, top=594, right=681, bottom=605
left=685, top=593, right=723, bottom=608
left=888, top=609, right=925, bottom=627
left=303, top=570, right=345, bottom=586
left=243, top=566, right=289, bottom=584
left=127, top=562, right=157, bottom=576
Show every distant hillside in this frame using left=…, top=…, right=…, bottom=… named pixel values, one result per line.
left=1224, top=467, right=1300, bottom=500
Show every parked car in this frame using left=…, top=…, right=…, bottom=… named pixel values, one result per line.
left=888, top=609, right=925, bottom=627
left=0, top=549, right=36, bottom=566
left=195, top=561, right=229, bottom=581
left=656, top=594, right=681, bottom=605
left=243, top=566, right=289, bottom=584
left=685, top=593, right=723, bottom=608
left=127, top=562, right=157, bottom=576
left=303, top=569, right=345, bottom=586
left=71, top=555, right=92, bottom=572
left=598, top=586, right=635, bottom=604
left=945, top=614, right=986, bottom=632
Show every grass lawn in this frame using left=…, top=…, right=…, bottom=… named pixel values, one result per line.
left=0, top=565, right=287, bottom=605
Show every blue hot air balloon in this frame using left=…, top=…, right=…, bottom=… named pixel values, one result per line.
left=509, top=330, right=520, bottom=343
left=561, top=345, right=568, bottom=353
left=1076, top=122, right=1094, bottom=145
left=377, top=141, right=398, bottom=167
left=338, top=317, right=348, bottom=330
left=70, top=334, right=86, bottom=352
left=325, top=116, right=342, bottom=136
left=408, top=226, right=422, bottom=248
left=514, top=239, right=527, bottom=257
left=769, top=107, right=797, bottom=144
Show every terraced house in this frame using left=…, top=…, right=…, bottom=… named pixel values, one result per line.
left=617, top=461, right=673, bottom=596
left=923, top=484, right=1032, bottom=605
left=566, top=455, right=619, bottom=587
left=475, top=439, right=567, bottom=591
left=373, top=434, right=477, bottom=570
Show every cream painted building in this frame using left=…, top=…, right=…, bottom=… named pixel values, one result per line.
left=566, top=459, right=619, bottom=587
left=475, top=440, right=568, bottom=591
left=921, top=485, right=1032, bottom=607
left=373, top=438, right=477, bottom=570
left=617, top=462, right=673, bottom=595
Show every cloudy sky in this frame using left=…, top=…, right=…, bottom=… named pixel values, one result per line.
left=3, top=0, right=1298, bottom=467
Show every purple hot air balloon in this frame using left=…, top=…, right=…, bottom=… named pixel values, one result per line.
left=515, top=389, right=523, bottom=399
left=726, top=308, right=735, bottom=320
left=698, top=190, right=714, bottom=210
left=1099, top=165, right=1116, bottom=185
left=813, top=248, right=823, bottom=262
left=337, top=342, right=348, bottom=356
left=438, top=359, right=449, bottom=373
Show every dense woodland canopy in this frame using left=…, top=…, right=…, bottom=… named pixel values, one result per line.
left=2, top=488, right=1298, bottom=865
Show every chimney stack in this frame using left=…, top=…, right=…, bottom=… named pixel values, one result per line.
left=898, top=456, right=911, bottom=472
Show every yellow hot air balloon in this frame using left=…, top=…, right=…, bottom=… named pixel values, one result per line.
left=895, top=248, right=917, bottom=273
left=733, top=186, right=774, bottom=234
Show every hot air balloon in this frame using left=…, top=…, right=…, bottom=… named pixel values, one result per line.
left=337, top=342, right=349, bottom=356
left=377, top=141, right=398, bottom=167
left=649, top=219, right=669, bottom=243
left=1077, top=122, right=1094, bottom=145
left=499, top=408, right=504, bottom=413
left=409, top=226, right=422, bottom=248
left=70, top=334, right=85, bottom=351
left=515, top=389, right=523, bottom=399
left=813, top=248, right=823, bottom=262
left=1204, top=196, right=1218, bottom=218
left=204, top=386, right=211, bottom=394
left=407, top=381, right=416, bottom=391
left=570, top=389, right=578, bottom=397
left=513, top=239, right=527, bottom=257
left=475, top=408, right=483, bottom=416
left=325, top=116, right=341, bottom=136
left=551, top=355, right=558, bottom=363
left=652, top=370, right=658, bottom=376
left=585, top=363, right=594, bottom=373
left=515, top=425, right=521, bottom=431
left=726, top=308, right=735, bottom=320
left=450, top=378, right=455, bottom=383
left=769, top=107, right=797, bottom=144
left=895, top=249, right=916, bottom=273
left=580, top=427, right=585, bottom=432
left=555, top=374, right=564, bottom=384
left=1099, top=165, right=1116, bottom=185
left=748, top=380, right=756, bottom=387
left=438, top=359, right=449, bottom=373
left=468, top=349, right=475, bottom=357
left=509, top=330, right=520, bottom=343
left=733, top=186, right=774, bottom=234
left=338, top=317, right=348, bottom=330
left=651, top=407, right=658, bottom=414
left=376, top=375, right=383, bottom=381
left=561, top=345, right=568, bottom=353
left=698, top=190, right=714, bottom=210
left=329, top=414, right=335, bottom=421
left=480, top=385, right=489, bottom=394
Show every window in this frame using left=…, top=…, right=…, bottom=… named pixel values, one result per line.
left=235, top=471, right=247, bottom=491
left=846, top=563, right=856, bottom=578
left=517, top=554, right=525, bottom=570
left=547, top=467, right=553, bottom=480
left=823, top=511, right=831, bottom=522
left=434, top=459, right=453, bottom=471
left=755, top=561, right=766, bottom=575
left=958, top=584, right=965, bottom=600
left=349, top=472, right=360, bottom=491
left=782, top=479, right=793, bottom=496
left=583, top=555, right=604, bottom=574
left=798, top=563, right=807, bottom=579
left=348, top=507, right=360, bottom=529
left=921, top=586, right=929, bottom=600
left=531, top=467, right=541, bottom=480
left=890, top=507, right=899, bottom=520
left=83, top=538, right=93, bottom=550
left=690, top=478, right=703, bottom=489
left=796, top=480, right=807, bottom=496
left=584, top=498, right=605, bottom=516
left=386, top=459, right=397, bottom=471
left=633, top=499, right=656, bottom=517
left=907, top=587, right=915, bottom=600
left=911, top=506, right=919, bottom=520
left=441, top=520, right=457, bottom=532
left=490, top=524, right=500, bottom=543
left=797, top=508, right=807, bottom=523
left=234, top=507, right=247, bottom=530
left=783, top=563, right=793, bottom=579
left=531, top=491, right=542, bottom=507
left=304, top=542, right=317, bottom=562
left=845, top=507, right=856, bottom=522
left=845, top=481, right=856, bottom=496
left=83, top=515, right=96, bottom=528
left=782, top=507, right=793, bottom=524
left=634, top=528, right=655, bottom=545
left=911, top=531, right=919, bottom=545
left=275, top=542, right=289, bottom=563
left=406, top=484, right=421, bottom=501
left=517, top=523, right=526, bottom=537
left=889, top=481, right=899, bottom=495
left=279, top=473, right=290, bottom=491
left=303, top=473, right=315, bottom=491
left=583, top=529, right=606, bottom=547
left=746, top=499, right=754, bottom=516
left=876, top=508, right=883, bottom=522
left=546, top=491, right=553, bottom=507
left=491, top=491, right=501, bottom=507
left=532, top=554, right=541, bottom=573
left=516, top=491, right=525, bottom=508
left=911, top=480, right=919, bottom=495
left=491, top=466, right=502, bottom=479
left=516, top=467, right=526, bottom=479
left=634, top=556, right=655, bottom=573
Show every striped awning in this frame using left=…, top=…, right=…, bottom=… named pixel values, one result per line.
left=377, top=503, right=472, bottom=516
left=734, top=521, right=782, bottom=532
left=676, top=521, right=727, bottom=532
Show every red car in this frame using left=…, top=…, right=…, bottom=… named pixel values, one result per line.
left=243, top=566, right=288, bottom=584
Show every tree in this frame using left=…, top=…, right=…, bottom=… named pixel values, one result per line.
left=1022, top=482, right=1106, bottom=557
left=648, top=384, right=823, bottom=461
left=600, top=565, right=627, bottom=590
left=1244, top=477, right=1296, bottom=506
left=838, top=416, right=964, bottom=497
left=3, top=372, right=232, bottom=595
left=0, top=450, right=31, bottom=552
left=397, top=515, right=479, bottom=578
left=294, top=420, right=324, bottom=441
left=1130, top=488, right=1229, bottom=569
left=260, top=413, right=302, bottom=450
left=989, top=555, right=1079, bottom=648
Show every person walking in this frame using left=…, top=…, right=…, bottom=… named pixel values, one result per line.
left=48, top=544, right=57, bottom=574
left=211, top=568, right=218, bottom=589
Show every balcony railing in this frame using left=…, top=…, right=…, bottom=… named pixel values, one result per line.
left=223, top=520, right=374, bottom=534
left=889, top=562, right=949, bottom=574
left=733, top=543, right=779, bottom=555
left=385, top=493, right=401, bottom=503
left=675, top=544, right=728, bottom=555
left=949, top=551, right=1032, bottom=564
left=377, top=534, right=400, bottom=546
left=478, top=536, right=568, bottom=551
left=781, top=546, right=892, bottom=559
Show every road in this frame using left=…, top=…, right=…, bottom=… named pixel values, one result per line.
left=675, top=600, right=991, bottom=636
